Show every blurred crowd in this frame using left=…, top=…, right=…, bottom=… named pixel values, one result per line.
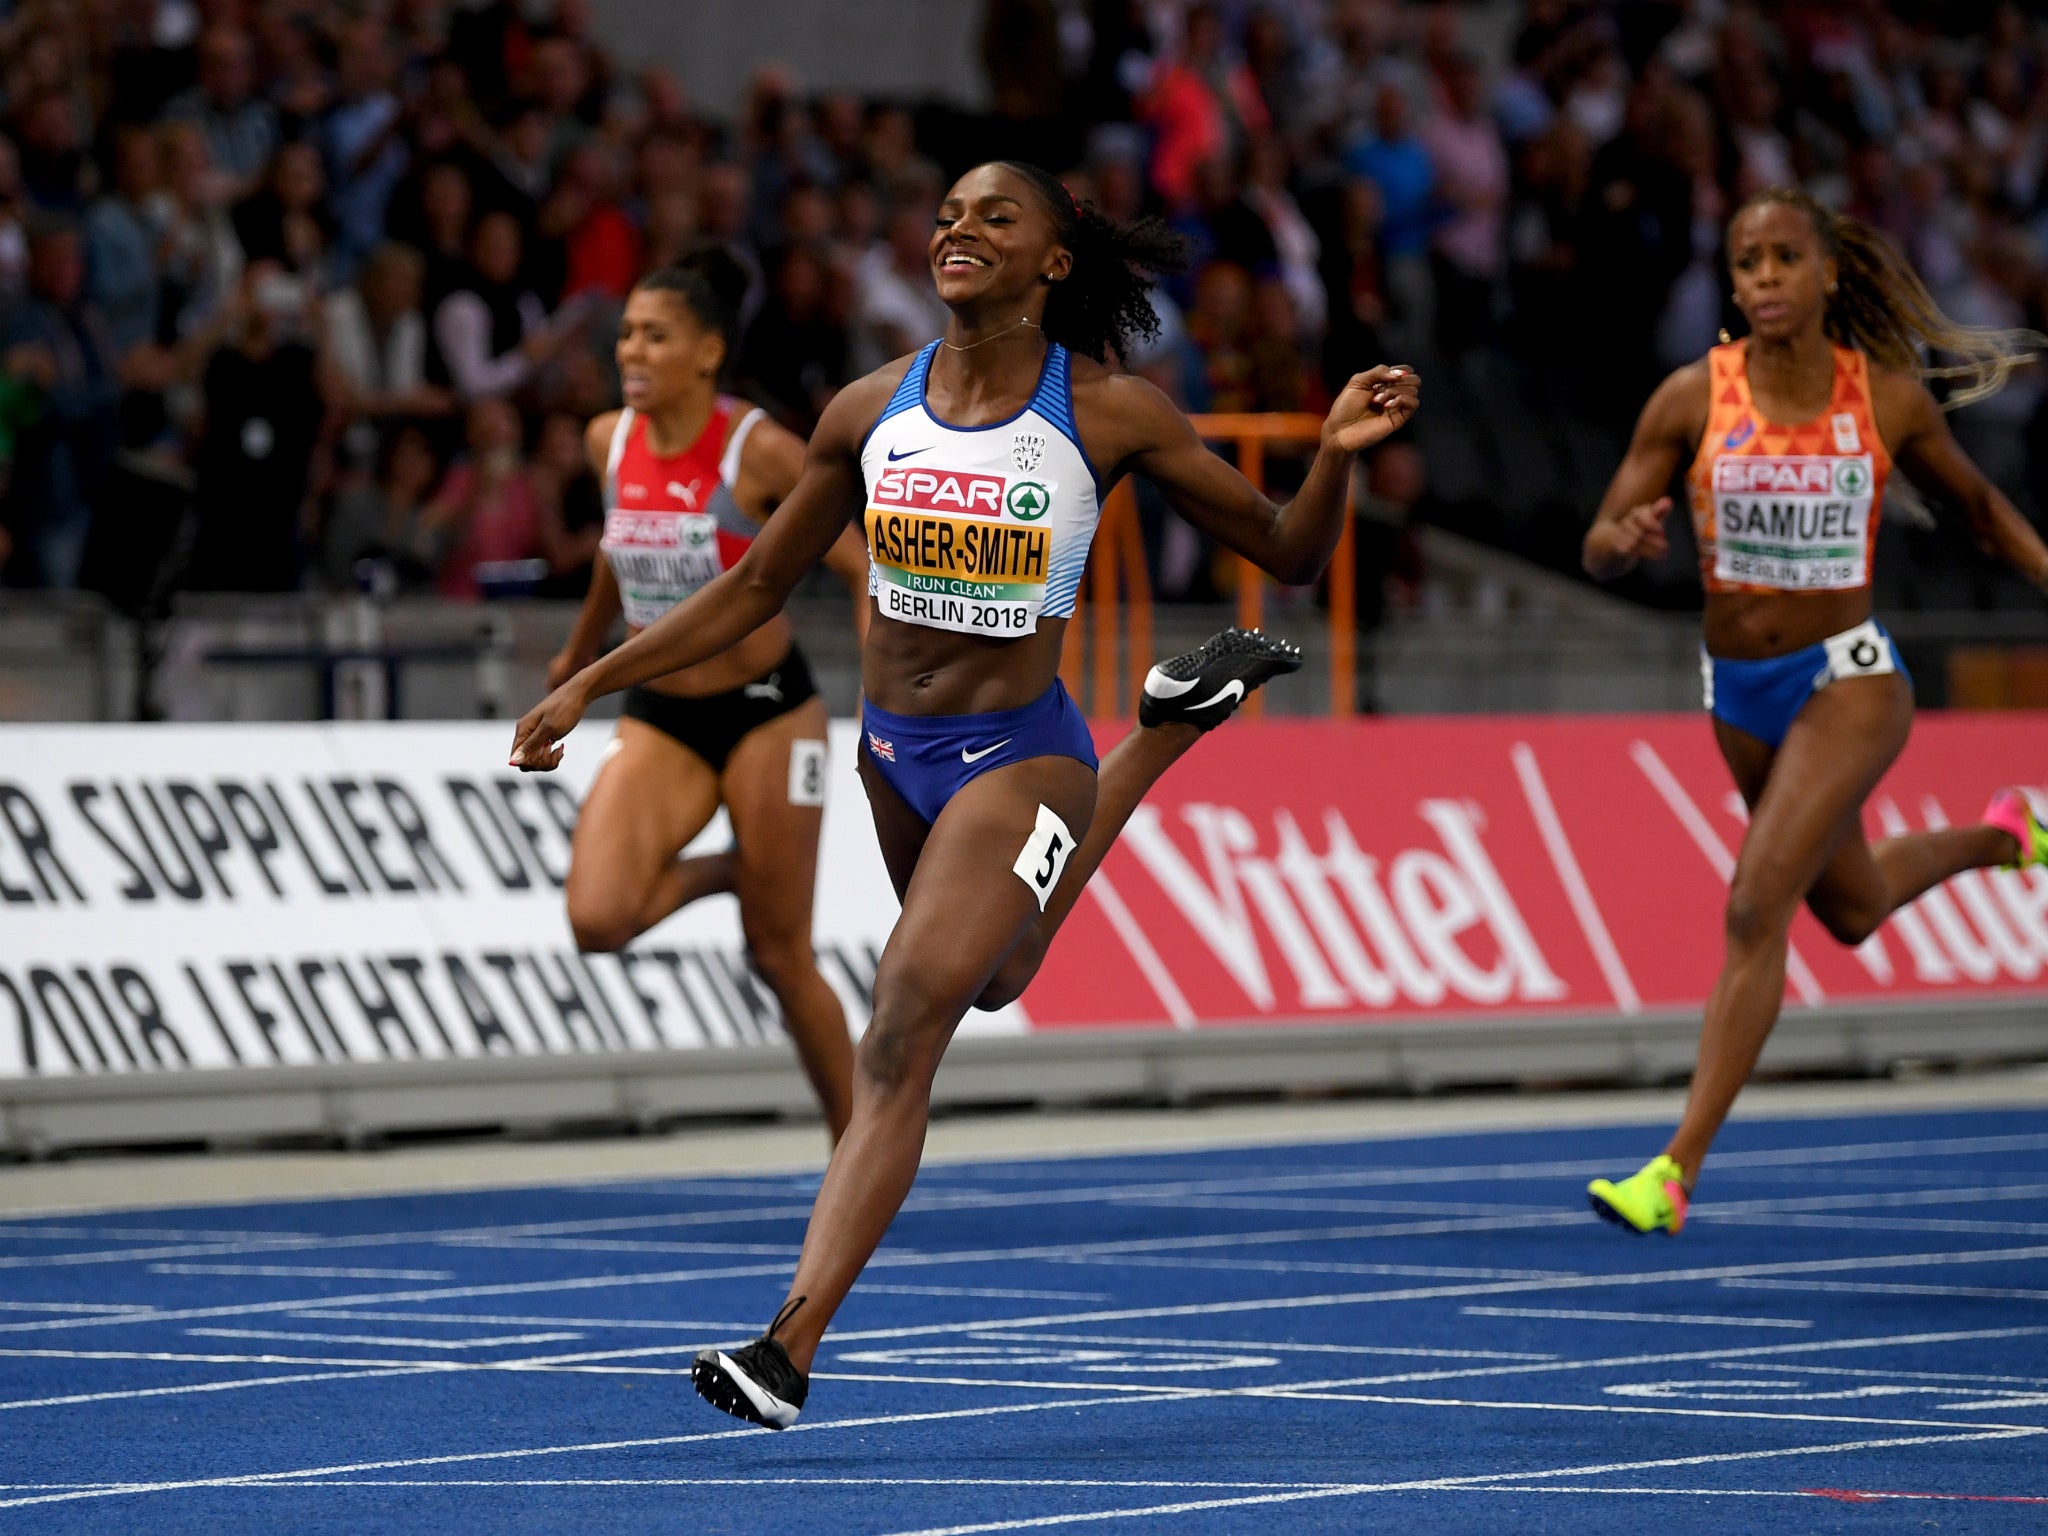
left=1, top=0, right=2044, bottom=609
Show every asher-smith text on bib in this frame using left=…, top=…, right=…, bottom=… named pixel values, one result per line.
left=859, top=341, right=1099, bottom=638
left=865, top=464, right=1056, bottom=635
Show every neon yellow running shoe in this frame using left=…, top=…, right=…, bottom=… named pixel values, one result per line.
left=1588, top=1154, right=1690, bottom=1235
left=1984, top=789, right=2048, bottom=870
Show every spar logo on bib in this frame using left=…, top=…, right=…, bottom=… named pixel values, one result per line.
left=1836, top=459, right=1870, bottom=496
left=873, top=465, right=1006, bottom=518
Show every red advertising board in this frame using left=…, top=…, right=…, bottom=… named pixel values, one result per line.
left=1023, top=713, right=2048, bottom=1029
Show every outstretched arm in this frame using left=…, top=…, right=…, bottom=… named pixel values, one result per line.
left=508, top=380, right=883, bottom=768
left=1889, top=379, right=2048, bottom=593
left=1583, top=364, right=1706, bottom=580
left=1112, top=365, right=1420, bottom=585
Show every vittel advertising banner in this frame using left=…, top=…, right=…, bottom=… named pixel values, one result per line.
left=1, top=714, right=2044, bottom=1081
left=0, top=722, right=1023, bottom=1082
left=1024, top=713, right=2048, bottom=1030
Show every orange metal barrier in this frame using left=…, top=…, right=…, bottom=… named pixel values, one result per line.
left=1060, top=413, right=1355, bottom=718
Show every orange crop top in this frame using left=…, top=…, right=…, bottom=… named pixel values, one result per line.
left=1685, top=339, right=1890, bottom=594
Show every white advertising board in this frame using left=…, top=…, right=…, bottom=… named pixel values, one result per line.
left=0, top=722, right=1023, bottom=1081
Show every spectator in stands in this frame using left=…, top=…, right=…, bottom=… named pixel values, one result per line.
left=1423, top=51, right=1509, bottom=358
left=1138, top=2, right=1271, bottom=211
left=1343, top=81, right=1436, bottom=363
left=320, top=420, right=443, bottom=590
left=738, top=243, right=846, bottom=431
left=166, top=27, right=281, bottom=200
left=543, top=140, right=642, bottom=302
left=1319, top=176, right=1389, bottom=394
left=1243, top=135, right=1324, bottom=344
left=232, top=141, right=333, bottom=283
left=527, top=409, right=603, bottom=599
left=850, top=198, right=947, bottom=375
left=0, top=137, right=28, bottom=304
left=155, top=122, right=244, bottom=339
left=1171, top=154, right=1278, bottom=295
left=1184, top=260, right=1255, bottom=413
left=324, top=242, right=453, bottom=426
left=431, top=210, right=587, bottom=402
left=13, top=89, right=88, bottom=212
left=420, top=395, right=541, bottom=599
left=183, top=264, right=326, bottom=592
left=259, top=9, right=335, bottom=135
left=86, top=125, right=166, bottom=355
left=0, top=216, right=122, bottom=588
left=319, top=21, right=408, bottom=276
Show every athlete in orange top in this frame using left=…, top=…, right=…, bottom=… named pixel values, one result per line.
left=1580, top=187, right=2048, bottom=1235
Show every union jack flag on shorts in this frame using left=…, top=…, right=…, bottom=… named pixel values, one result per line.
left=867, top=732, right=895, bottom=762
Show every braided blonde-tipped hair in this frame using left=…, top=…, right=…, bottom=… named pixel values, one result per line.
left=1735, top=186, right=2043, bottom=409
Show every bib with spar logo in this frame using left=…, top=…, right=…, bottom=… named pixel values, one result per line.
left=859, top=341, right=1099, bottom=637
left=1686, top=340, right=1890, bottom=594
left=599, top=401, right=764, bottom=630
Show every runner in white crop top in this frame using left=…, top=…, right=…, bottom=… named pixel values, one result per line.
left=513, top=162, right=1420, bottom=1427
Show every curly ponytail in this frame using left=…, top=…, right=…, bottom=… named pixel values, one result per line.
left=1738, top=186, right=2043, bottom=409
left=989, top=160, right=1188, bottom=365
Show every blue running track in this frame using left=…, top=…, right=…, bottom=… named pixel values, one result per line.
left=1, top=1106, right=2045, bottom=1533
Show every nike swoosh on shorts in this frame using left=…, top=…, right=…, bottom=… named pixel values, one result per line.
left=960, top=738, right=1012, bottom=764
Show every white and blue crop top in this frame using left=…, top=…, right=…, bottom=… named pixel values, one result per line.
left=858, top=341, right=1100, bottom=637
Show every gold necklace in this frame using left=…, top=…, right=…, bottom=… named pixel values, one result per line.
left=940, top=317, right=1042, bottom=352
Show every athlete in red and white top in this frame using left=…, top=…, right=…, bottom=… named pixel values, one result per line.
left=548, top=246, right=870, bottom=1140
left=1581, top=188, right=2048, bottom=1235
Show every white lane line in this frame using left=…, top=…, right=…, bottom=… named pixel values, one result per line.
left=5, top=1128, right=2043, bottom=1278
left=1255, top=1387, right=2036, bottom=1435
left=8, top=1234, right=2042, bottom=1384
left=1720, top=1361, right=2048, bottom=1389
left=1463, top=1307, right=1812, bottom=1329
left=243, top=1478, right=1344, bottom=1490
left=0, top=1389, right=1215, bottom=1510
left=187, top=1328, right=582, bottom=1350
left=1710, top=1182, right=2048, bottom=1214
left=0, top=1227, right=322, bottom=1242
left=857, top=1286, right=1113, bottom=1301
left=873, top=1428, right=2045, bottom=1536
left=0, top=1346, right=536, bottom=1369
left=1431, top=1485, right=2003, bottom=1500
left=1110, top=1194, right=1560, bottom=1217
left=1086, top=872, right=1197, bottom=1027
left=1512, top=741, right=1640, bottom=1013
left=0, top=1365, right=443, bottom=1415
left=289, top=1310, right=761, bottom=1331
left=1629, top=737, right=1826, bottom=1005
left=435, top=1237, right=805, bottom=1257
left=0, top=1302, right=152, bottom=1314
left=1706, top=1214, right=2048, bottom=1237
left=961, top=1332, right=1557, bottom=1362
left=149, top=1264, right=456, bottom=1280
left=1723, top=1278, right=2048, bottom=1302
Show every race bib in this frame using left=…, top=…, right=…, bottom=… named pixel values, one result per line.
left=1821, top=620, right=1896, bottom=684
left=1711, top=455, right=1875, bottom=591
left=864, top=465, right=1054, bottom=637
left=603, top=510, right=724, bottom=628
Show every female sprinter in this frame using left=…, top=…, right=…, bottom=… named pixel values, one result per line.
left=1582, top=186, right=2048, bottom=1236
left=511, top=160, right=1419, bottom=1426
left=550, top=246, right=872, bottom=1140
